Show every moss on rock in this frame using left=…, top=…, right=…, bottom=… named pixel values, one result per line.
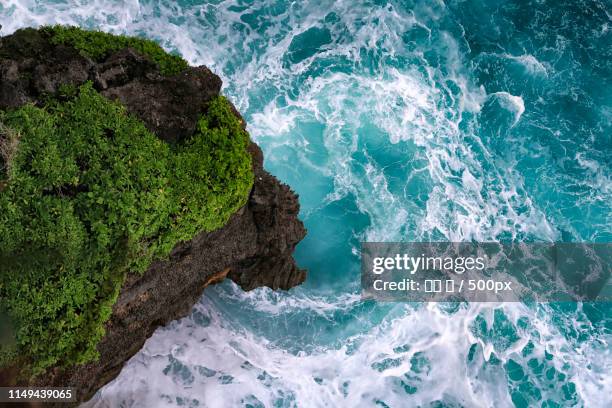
left=0, top=83, right=252, bottom=375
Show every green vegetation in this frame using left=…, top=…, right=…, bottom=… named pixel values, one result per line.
left=0, top=83, right=252, bottom=375
left=43, top=25, right=188, bottom=75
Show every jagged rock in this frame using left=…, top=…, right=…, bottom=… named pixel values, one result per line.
left=100, top=64, right=222, bottom=143
left=31, top=45, right=93, bottom=95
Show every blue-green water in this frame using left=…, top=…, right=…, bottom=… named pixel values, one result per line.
left=2, top=0, right=610, bottom=406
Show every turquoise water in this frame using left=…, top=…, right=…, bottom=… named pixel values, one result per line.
left=2, top=0, right=611, bottom=406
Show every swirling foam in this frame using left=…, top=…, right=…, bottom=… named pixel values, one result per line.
left=1, top=1, right=610, bottom=407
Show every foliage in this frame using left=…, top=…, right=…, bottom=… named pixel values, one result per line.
left=43, top=25, right=189, bottom=75
left=0, top=83, right=252, bottom=375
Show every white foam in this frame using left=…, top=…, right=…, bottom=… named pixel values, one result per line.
left=506, top=54, right=549, bottom=76
left=87, top=289, right=612, bottom=407
left=576, top=152, right=612, bottom=197
left=488, top=92, right=525, bottom=127
left=250, top=103, right=299, bottom=138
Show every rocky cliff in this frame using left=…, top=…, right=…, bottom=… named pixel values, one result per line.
left=0, top=27, right=306, bottom=404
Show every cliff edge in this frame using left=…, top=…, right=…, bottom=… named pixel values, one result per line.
left=0, top=27, right=306, bottom=403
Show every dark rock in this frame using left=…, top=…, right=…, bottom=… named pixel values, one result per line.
left=0, top=28, right=222, bottom=143
left=0, top=28, right=306, bottom=404
left=229, top=143, right=306, bottom=290
left=0, top=59, right=31, bottom=108
left=101, top=64, right=222, bottom=143
left=0, top=28, right=50, bottom=61
left=0, top=29, right=93, bottom=107
left=92, top=48, right=158, bottom=90
left=31, top=45, right=93, bottom=95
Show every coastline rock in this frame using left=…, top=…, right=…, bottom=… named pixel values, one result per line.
left=0, top=27, right=306, bottom=403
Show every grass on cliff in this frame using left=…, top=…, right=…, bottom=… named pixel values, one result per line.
left=42, top=25, right=188, bottom=75
left=0, top=83, right=252, bottom=374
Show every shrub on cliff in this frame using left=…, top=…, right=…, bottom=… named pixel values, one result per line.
left=0, top=83, right=252, bottom=374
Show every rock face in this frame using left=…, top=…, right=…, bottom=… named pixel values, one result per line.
left=0, top=28, right=306, bottom=403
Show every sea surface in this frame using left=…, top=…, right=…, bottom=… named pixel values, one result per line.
left=1, top=0, right=611, bottom=407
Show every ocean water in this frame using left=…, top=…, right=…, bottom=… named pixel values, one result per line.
left=1, top=0, right=611, bottom=407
